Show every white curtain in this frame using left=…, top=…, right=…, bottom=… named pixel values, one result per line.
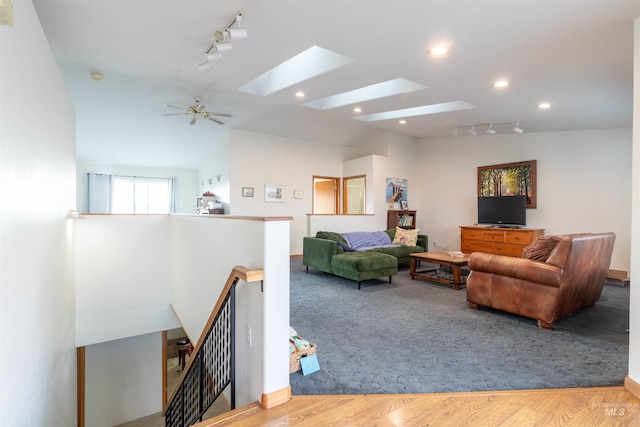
left=86, top=173, right=112, bottom=213
left=170, top=177, right=177, bottom=213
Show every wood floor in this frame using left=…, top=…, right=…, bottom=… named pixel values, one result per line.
left=197, top=387, right=640, bottom=426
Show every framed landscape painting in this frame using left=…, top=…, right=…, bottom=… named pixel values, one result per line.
left=478, top=160, right=537, bottom=208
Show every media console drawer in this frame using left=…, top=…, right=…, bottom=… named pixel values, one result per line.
left=460, top=226, right=545, bottom=257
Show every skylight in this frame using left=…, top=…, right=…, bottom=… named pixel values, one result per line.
left=354, top=101, right=476, bottom=122
left=238, top=46, right=354, bottom=96
left=303, top=78, right=427, bottom=110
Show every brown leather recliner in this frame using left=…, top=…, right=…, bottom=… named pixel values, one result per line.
left=466, top=232, right=615, bottom=329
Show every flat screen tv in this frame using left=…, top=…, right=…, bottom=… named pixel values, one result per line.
left=477, top=195, right=526, bottom=227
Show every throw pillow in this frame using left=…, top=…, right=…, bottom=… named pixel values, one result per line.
left=522, top=235, right=561, bottom=261
left=392, top=227, right=420, bottom=246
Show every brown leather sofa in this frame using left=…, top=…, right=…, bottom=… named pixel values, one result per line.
left=466, top=232, right=615, bottom=329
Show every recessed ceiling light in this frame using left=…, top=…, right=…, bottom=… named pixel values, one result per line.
left=353, top=107, right=362, bottom=113
left=295, top=91, right=305, bottom=98
left=537, top=102, right=551, bottom=109
left=399, top=120, right=407, bottom=124
left=430, top=46, right=448, bottom=56
left=494, top=80, right=509, bottom=88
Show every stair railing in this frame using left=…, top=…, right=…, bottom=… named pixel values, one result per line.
left=164, top=265, right=264, bottom=427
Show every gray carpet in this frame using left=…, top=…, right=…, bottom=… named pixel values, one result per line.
left=289, top=258, right=629, bottom=395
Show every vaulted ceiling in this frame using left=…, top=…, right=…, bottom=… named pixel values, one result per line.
left=33, top=1, right=640, bottom=169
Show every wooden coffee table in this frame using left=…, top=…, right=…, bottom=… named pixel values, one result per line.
left=409, top=251, right=470, bottom=290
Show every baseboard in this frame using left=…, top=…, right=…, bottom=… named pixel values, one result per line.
left=261, top=386, right=291, bottom=409
left=290, top=254, right=302, bottom=259
left=624, top=376, right=640, bottom=399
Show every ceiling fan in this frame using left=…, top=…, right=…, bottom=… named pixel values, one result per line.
left=162, top=97, right=231, bottom=125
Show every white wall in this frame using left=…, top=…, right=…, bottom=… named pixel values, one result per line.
left=74, top=215, right=180, bottom=347
left=0, top=1, right=77, bottom=425
left=85, top=333, right=162, bottom=427
left=627, top=16, right=640, bottom=385
left=197, top=131, right=231, bottom=212
left=76, top=161, right=198, bottom=214
left=416, top=128, right=632, bottom=272
left=228, top=129, right=358, bottom=254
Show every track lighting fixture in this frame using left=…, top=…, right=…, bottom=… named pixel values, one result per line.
left=198, top=10, right=246, bottom=71
left=452, top=122, right=523, bottom=136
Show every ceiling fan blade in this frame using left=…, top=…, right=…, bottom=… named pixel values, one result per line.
left=196, top=104, right=207, bottom=112
left=190, top=116, right=198, bottom=125
left=161, top=113, right=188, bottom=116
left=207, top=116, right=225, bottom=125
left=164, top=104, right=186, bottom=110
left=208, top=112, right=232, bottom=117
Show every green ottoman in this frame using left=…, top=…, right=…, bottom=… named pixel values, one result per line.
left=330, top=251, right=398, bottom=289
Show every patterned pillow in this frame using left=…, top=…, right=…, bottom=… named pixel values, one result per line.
left=392, top=227, right=420, bottom=246
left=522, top=235, right=561, bottom=261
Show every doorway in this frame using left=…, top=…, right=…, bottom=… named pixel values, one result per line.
left=313, top=176, right=340, bottom=214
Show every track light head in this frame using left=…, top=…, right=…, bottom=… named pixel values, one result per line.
left=513, top=121, right=524, bottom=134
left=486, top=124, right=496, bottom=135
left=215, top=40, right=233, bottom=53
left=206, top=51, right=223, bottom=62
left=469, top=125, right=477, bottom=136
left=198, top=61, right=212, bottom=72
left=453, top=127, right=459, bottom=137
left=228, top=27, right=247, bottom=40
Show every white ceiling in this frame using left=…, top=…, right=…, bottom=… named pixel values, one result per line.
left=33, top=0, right=640, bottom=169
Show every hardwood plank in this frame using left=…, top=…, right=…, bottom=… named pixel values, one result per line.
left=195, top=387, right=640, bottom=426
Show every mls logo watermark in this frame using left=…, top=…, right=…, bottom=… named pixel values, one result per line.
left=592, top=402, right=639, bottom=417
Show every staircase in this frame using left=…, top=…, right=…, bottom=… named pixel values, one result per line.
left=164, top=266, right=264, bottom=427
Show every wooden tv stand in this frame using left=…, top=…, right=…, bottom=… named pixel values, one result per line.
left=460, top=226, right=544, bottom=257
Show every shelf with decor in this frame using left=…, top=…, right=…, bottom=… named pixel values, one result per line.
left=387, top=210, right=417, bottom=229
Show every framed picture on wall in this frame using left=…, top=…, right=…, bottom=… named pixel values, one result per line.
left=242, top=187, right=254, bottom=197
left=400, top=200, right=408, bottom=211
left=265, top=184, right=284, bottom=202
left=477, top=160, right=537, bottom=208
left=294, top=190, right=304, bottom=199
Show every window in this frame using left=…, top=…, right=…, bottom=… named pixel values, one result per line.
left=343, top=175, right=366, bottom=214
left=111, top=176, right=173, bottom=214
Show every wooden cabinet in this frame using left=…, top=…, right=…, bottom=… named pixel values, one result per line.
left=460, top=226, right=544, bottom=257
left=387, top=210, right=417, bottom=229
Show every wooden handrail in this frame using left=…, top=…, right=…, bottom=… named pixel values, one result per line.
left=165, top=265, right=264, bottom=414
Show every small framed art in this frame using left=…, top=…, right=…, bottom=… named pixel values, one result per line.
left=265, top=184, right=284, bottom=202
left=242, top=187, right=254, bottom=197
left=294, top=190, right=304, bottom=199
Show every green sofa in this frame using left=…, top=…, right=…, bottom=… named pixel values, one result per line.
left=302, top=229, right=428, bottom=289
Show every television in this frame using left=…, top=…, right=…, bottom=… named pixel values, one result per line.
left=477, top=195, right=526, bottom=227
